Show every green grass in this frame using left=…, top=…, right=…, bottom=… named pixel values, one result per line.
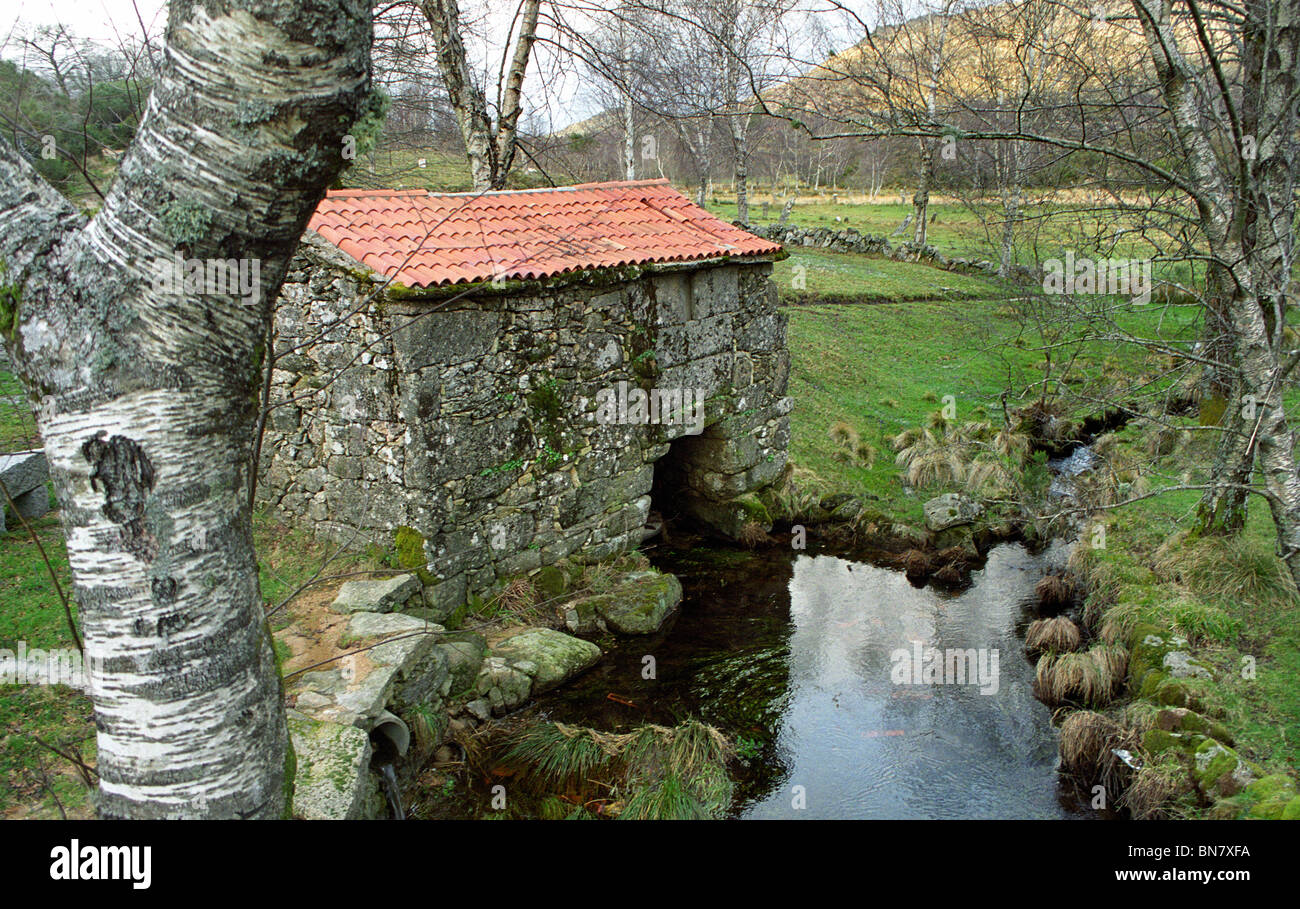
left=500, top=718, right=734, bottom=819
left=0, top=512, right=92, bottom=818
left=336, top=145, right=551, bottom=194
left=708, top=197, right=1204, bottom=286
left=783, top=277, right=1200, bottom=521
left=772, top=249, right=1012, bottom=302
left=0, top=370, right=40, bottom=452
left=712, top=199, right=997, bottom=257
left=1084, top=488, right=1300, bottom=785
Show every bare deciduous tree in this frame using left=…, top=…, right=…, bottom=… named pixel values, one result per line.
left=411, top=0, right=542, bottom=189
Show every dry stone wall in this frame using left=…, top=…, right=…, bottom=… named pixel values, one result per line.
left=260, top=234, right=790, bottom=621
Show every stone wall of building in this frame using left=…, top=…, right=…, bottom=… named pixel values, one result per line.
left=260, top=233, right=791, bottom=621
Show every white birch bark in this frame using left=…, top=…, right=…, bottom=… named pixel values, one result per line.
left=0, top=0, right=372, bottom=818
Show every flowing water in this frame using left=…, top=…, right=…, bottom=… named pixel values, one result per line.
left=529, top=539, right=1090, bottom=820
left=1049, top=444, right=1096, bottom=499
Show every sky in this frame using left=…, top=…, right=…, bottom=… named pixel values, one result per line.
left=4, top=0, right=167, bottom=45
left=0, top=0, right=870, bottom=130
left=0, top=0, right=600, bottom=127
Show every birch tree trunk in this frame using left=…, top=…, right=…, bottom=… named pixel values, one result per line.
left=733, top=116, right=750, bottom=223
left=912, top=137, right=932, bottom=246
left=493, top=0, right=541, bottom=188
left=624, top=93, right=636, bottom=180
left=419, top=0, right=540, bottom=191
left=998, top=139, right=1021, bottom=278
left=1132, top=0, right=1299, bottom=574
left=0, top=0, right=372, bottom=818
left=420, top=0, right=496, bottom=190
left=1196, top=264, right=1251, bottom=534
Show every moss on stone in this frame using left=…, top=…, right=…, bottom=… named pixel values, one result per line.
left=1193, top=739, right=1239, bottom=790
left=534, top=565, right=567, bottom=601
left=393, top=525, right=435, bottom=585
left=1241, top=774, right=1298, bottom=819
left=1142, top=728, right=1206, bottom=757
left=581, top=569, right=683, bottom=635
left=736, top=492, right=772, bottom=526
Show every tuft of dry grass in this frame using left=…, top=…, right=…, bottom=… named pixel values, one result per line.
left=501, top=718, right=734, bottom=820
left=1035, top=573, right=1075, bottom=613
left=1119, top=760, right=1194, bottom=819
left=496, top=577, right=537, bottom=614
left=828, top=421, right=858, bottom=447
left=828, top=422, right=877, bottom=469
left=739, top=520, right=772, bottom=549
left=902, top=549, right=931, bottom=580
left=1154, top=530, right=1300, bottom=615
left=1025, top=616, right=1082, bottom=655
left=1035, top=644, right=1128, bottom=707
left=931, top=563, right=964, bottom=586
left=1058, top=709, right=1137, bottom=796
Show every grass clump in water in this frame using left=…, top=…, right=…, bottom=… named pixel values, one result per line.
left=502, top=717, right=735, bottom=819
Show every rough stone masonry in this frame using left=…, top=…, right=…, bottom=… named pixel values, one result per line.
left=259, top=232, right=791, bottom=622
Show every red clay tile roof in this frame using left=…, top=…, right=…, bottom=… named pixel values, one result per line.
left=307, top=179, right=782, bottom=288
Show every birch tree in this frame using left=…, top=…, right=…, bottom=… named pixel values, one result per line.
left=414, top=0, right=542, bottom=190
left=0, top=0, right=373, bottom=818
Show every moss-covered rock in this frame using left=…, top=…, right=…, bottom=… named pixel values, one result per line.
left=1154, top=707, right=1232, bottom=744
left=286, top=711, right=382, bottom=820
left=1142, top=727, right=1207, bottom=758
left=689, top=492, right=773, bottom=538
left=1281, top=795, right=1300, bottom=820
left=1241, top=774, right=1299, bottom=819
left=534, top=565, right=567, bottom=601
left=394, top=526, right=436, bottom=585
left=438, top=631, right=488, bottom=699
left=568, top=569, right=684, bottom=635
left=1193, top=739, right=1256, bottom=798
left=490, top=627, right=601, bottom=694
left=1128, top=624, right=1188, bottom=695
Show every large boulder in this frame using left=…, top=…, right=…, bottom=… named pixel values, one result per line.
left=564, top=570, right=683, bottom=635
left=923, top=493, right=983, bottom=532
left=490, top=627, right=602, bottom=694
left=0, top=449, right=50, bottom=530
left=331, top=574, right=421, bottom=613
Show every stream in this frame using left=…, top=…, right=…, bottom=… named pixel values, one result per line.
left=523, top=538, right=1092, bottom=819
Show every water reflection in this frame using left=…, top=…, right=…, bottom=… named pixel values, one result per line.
left=536, top=541, right=1085, bottom=819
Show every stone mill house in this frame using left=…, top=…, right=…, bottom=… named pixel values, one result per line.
left=261, top=179, right=792, bottom=622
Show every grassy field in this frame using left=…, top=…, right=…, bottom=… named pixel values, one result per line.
left=783, top=274, right=1202, bottom=521
left=708, top=196, right=1207, bottom=287
left=771, top=248, right=1013, bottom=302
